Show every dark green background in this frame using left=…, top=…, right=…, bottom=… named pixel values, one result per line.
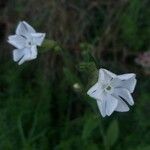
left=0, top=0, right=150, bottom=149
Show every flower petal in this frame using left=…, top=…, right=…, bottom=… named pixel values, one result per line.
left=111, top=75, right=136, bottom=93
left=18, top=55, right=28, bottom=65
left=115, top=97, right=129, bottom=112
left=16, top=21, right=35, bottom=37
left=13, top=49, right=24, bottom=62
left=114, top=88, right=134, bottom=105
left=8, top=35, right=26, bottom=49
left=101, top=94, right=118, bottom=116
left=31, top=33, right=46, bottom=46
left=118, top=74, right=137, bottom=93
left=110, top=77, right=122, bottom=88
left=121, top=77, right=137, bottom=93
left=17, top=47, right=37, bottom=65
left=87, top=83, right=102, bottom=99
left=17, top=48, right=31, bottom=65
left=30, top=46, right=37, bottom=59
left=102, top=69, right=116, bottom=78
left=18, top=50, right=29, bottom=65
left=98, top=69, right=116, bottom=85
left=118, top=73, right=135, bottom=80
left=96, top=99, right=106, bottom=117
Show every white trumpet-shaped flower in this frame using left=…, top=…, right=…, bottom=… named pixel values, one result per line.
left=8, top=21, right=46, bottom=65
left=87, top=68, right=137, bottom=117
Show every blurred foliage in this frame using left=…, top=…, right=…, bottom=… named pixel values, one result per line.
left=0, top=0, right=150, bottom=150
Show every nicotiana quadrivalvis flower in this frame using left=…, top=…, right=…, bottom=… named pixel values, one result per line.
left=8, top=21, right=46, bottom=65
left=87, top=68, right=137, bottom=117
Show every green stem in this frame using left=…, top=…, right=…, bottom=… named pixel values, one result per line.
left=88, top=52, right=100, bottom=69
left=18, top=114, right=26, bottom=146
left=98, top=118, right=110, bottom=150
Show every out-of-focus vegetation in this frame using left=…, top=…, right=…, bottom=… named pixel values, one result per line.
left=0, top=0, right=150, bottom=149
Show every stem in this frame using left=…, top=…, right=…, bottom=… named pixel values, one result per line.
left=18, top=115, right=26, bottom=146
left=88, top=52, right=100, bottom=69
left=98, top=118, right=110, bottom=150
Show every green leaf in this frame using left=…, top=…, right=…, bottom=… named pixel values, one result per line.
left=39, top=39, right=61, bottom=53
left=82, top=115, right=99, bottom=140
left=137, top=146, right=150, bottom=150
left=63, top=68, right=80, bottom=85
left=80, top=42, right=93, bottom=52
left=106, top=120, right=119, bottom=148
left=86, top=144, right=99, bottom=150
left=78, top=62, right=97, bottom=73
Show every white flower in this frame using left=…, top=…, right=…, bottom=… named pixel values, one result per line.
left=8, top=21, right=46, bottom=65
left=87, top=68, right=137, bottom=117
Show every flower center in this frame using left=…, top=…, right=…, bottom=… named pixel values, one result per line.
left=106, top=85, right=111, bottom=91
left=104, top=84, right=114, bottom=94
left=26, top=37, right=34, bottom=47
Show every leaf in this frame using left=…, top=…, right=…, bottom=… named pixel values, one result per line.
left=63, top=68, right=80, bottom=85
left=39, top=39, right=61, bottom=53
left=82, top=115, right=99, bottom=140
left=80, top=42, right=100, bottom=69
left=78, top=62, right=97, bottom=73
left=80, top=42, right=93, bottom=52
left=55, top=136, right=82, bottom=150
left=137, top=146, right=150, bottom=150
left=86, top=144, right=99, bottom=150
left=106, top=120, right=119, bottom=148
left=17, top=115, right=27, bottom=145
